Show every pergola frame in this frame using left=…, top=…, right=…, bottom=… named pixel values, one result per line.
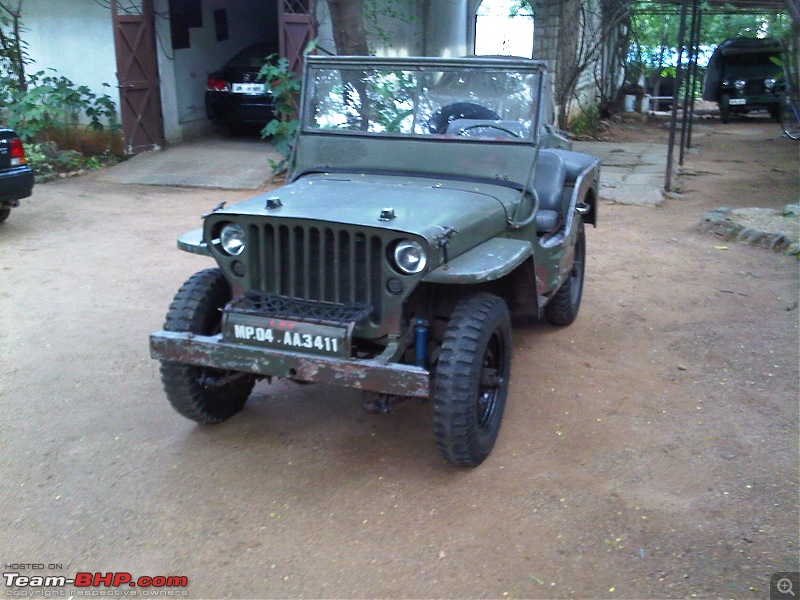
left=633, top=0, right=794, bottom=190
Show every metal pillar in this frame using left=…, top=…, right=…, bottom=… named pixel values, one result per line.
left=686, top=4, right=704, bottom=149
left=664, top=0, right=689, bottom=192
left=679, top=0, right=701, bottom=165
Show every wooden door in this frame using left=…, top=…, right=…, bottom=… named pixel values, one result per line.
left=279, top=0, right=316, bottom=76
left=112, top=0, right=164, bottom=154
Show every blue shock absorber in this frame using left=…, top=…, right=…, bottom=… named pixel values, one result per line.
left=415, top=319, right=428, bottom=368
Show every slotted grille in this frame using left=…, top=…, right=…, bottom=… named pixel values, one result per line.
left=248, top=223, right=384, bottom=321
left=744, top=80, right=766, bottom=96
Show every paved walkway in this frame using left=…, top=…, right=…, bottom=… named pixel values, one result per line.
left=99, top=136, right=668, bottom=207
left=574, top=141, right=667, bottom=207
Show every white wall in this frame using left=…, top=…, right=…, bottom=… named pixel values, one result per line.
left=21, top=0, right=121, bottom=120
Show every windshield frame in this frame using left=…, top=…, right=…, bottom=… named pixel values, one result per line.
left=299, top=55, right=548, bottom=146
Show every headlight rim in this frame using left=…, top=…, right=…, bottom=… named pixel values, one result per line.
left=392, top=239, right=428, bottom=275
left=219, top=222, right=246, bottom=257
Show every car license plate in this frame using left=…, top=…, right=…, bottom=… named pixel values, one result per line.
left=232, top=83, right=266, bottom=95
left=223, top=312, right=350, bottom=357
left=728, top=98, right=746, bottom=105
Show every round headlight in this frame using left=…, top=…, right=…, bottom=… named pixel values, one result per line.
left=765, top=78, right=777, bottom=91
left=220, top=223, right=245, bottom=256
left=393, top=240, right=427, bottom=275
left=734, top=79, right=746, bottom=92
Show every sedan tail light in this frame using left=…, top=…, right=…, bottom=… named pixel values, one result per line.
left=206, top=77, right=230, bottom=92
left=9, top=137, right=26, bottom=166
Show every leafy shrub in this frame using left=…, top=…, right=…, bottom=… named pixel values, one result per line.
left=0, top=70, right=120, bottom=142
left=257, top=55, right=302, bottom=175
left=257, top=41, right=316, bottom=175
left=26, top=141, right=120, bottom=183
left=568, top=104, right=603, bottom=137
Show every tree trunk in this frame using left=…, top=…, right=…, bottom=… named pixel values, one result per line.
left=328, top=0, right=369, bottom=55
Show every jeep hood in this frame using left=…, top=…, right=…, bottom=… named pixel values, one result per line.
left=216, top=173, right=517, bottom=247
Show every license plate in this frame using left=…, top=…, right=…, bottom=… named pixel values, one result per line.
left=223, top=312, right=350, bottom=357
left=728, top=98, right=746, bottom=105
left=231, top=83, right=266, bottom=95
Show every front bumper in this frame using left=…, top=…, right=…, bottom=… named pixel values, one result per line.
left=149, top=330, right=431, bottom=398
left=205, top=93, right=275, bottom=125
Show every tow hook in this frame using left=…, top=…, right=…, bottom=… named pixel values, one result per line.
left=575, top=202, right=591, bottom=215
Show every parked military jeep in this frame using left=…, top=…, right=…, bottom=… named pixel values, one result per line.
left=150, top=56, right=600, bottom=467
left=703, top=37, right=783, bottom=123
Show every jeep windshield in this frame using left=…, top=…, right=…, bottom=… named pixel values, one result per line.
left=301, top=56, right=545, bottom=143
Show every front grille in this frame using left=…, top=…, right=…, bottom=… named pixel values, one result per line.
left=227, top=291, right=372, bottom=325
left=247, top=223, right=384, bottom=320
left=744, top=80, right=766, bottom=96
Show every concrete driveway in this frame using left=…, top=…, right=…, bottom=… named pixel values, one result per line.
left=98, top=133, right=283, bottom=190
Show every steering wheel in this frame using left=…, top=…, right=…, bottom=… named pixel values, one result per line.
left=428, top=102, right=501, bottom=134
left=456, top=123, right=521, bottom=139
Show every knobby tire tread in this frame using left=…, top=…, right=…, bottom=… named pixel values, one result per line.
left=432, top=293, right=511, bottom=467
left=160, top=268, right=254, bottom=424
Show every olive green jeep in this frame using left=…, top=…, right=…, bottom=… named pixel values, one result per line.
left=149, top=56, right=600, bottom=467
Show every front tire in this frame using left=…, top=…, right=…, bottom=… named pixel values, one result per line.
left=545, top=219, right=586, bottom=326
left=719, top=94, right=731, bottom=124
left=432, top=293, right=511, bottom=467
left=0, top=208, right=9, bottom=223
left=159, top=268, right=255, bottom=423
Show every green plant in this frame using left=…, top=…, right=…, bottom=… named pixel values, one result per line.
left=568, top=103, right=602, bottom=137
left=25, top=141, right=120, bottom=183
left=0, top=69, right=120, bottom=142
left=0, top=2, right=28, bottom=91
left=257, top=41, right=316, bottom=175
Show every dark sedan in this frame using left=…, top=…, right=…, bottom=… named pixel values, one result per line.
left=0, top=128, right=34, bottom=223
left=205, top=43, right=277, bottom=132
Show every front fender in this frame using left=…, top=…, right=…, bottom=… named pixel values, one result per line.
left=423, top=238, right=533, bottom=284
left=177, top=228, right=211, bottom=256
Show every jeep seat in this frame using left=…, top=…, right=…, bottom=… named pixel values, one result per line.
left=533, top=150, right=566, bottom=233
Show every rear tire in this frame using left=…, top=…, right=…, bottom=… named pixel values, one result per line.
left=160, top=268, right=255, bottom=423
left=545, top=220, right=586, bottom=326
left=432, top=293, right=511, bottom=467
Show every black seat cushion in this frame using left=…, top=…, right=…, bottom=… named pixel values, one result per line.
left=534, top=150, right=567, bottom=212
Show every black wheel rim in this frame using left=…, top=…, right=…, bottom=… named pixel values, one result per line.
left=477, top=330, right=504, bottom=429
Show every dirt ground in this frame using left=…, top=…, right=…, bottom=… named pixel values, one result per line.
left=1, top=117, right=798, bottom=599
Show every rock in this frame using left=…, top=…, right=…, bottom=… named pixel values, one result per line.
left=699, top=206, right=800, bottom=256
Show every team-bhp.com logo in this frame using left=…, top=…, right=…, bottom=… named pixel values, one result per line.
left=4, top=571, right=188, bottom=590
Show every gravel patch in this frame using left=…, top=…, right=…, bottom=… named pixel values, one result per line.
left=700, top=204, right=800, bottom=255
